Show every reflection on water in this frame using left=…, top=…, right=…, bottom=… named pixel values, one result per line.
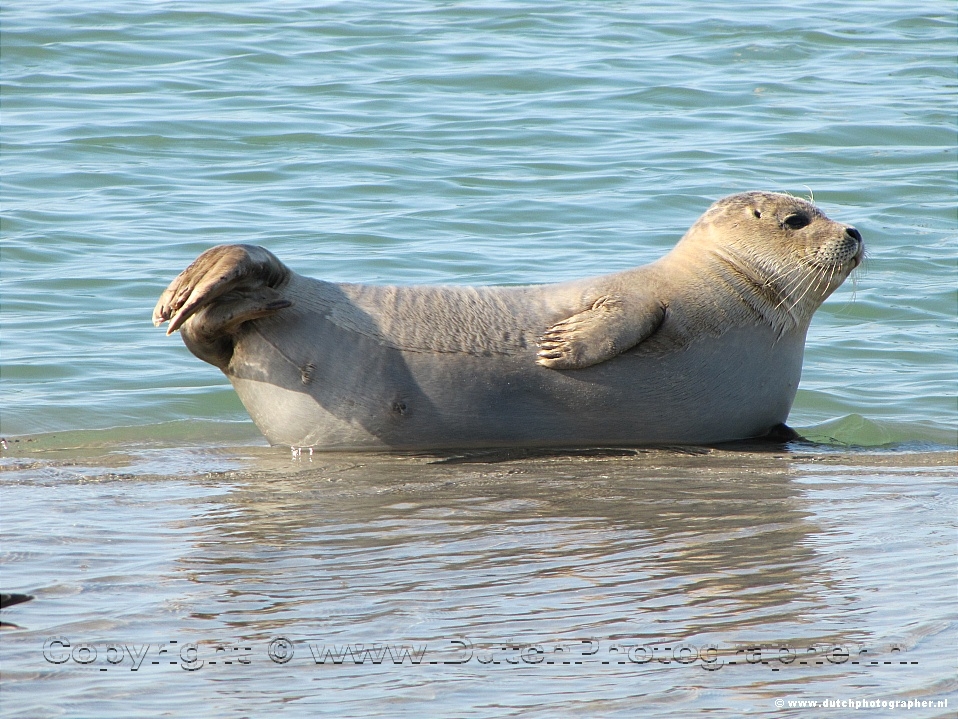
left=193, top=450, right=821, bottom=643
left=1, top=447, right=954, bottom=716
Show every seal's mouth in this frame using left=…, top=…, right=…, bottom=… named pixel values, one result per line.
left=850, top=241, right=865, bottom=269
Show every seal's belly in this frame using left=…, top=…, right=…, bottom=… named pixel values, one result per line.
left=227, top=320, right=805, bottom=450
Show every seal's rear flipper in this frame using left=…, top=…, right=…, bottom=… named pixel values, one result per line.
left=154, top=245, right=293, bottom=369
left=536, top=295, right=666, bottom=370
left=153, top=244, right=292, bottom=334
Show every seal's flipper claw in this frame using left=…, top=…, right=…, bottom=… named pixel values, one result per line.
left=536, top=295, right=665, bottom=370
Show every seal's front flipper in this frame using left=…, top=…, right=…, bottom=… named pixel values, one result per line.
left=153, top=244, right=292, bottom=335
left=536, top=295, right=665, bottom=370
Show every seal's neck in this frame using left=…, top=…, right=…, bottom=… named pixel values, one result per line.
left=664, top=243, right=811, bottom=337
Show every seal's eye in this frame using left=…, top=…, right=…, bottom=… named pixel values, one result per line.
left=782, top=213, right=809, bottom=230
left=752, top=209, right=762, bottom=218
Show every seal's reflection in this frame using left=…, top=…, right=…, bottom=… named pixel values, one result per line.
left=181, top=449, right=821, bottom=641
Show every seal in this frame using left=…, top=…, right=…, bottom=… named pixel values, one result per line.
left=153, top=191, right=863, bottom=450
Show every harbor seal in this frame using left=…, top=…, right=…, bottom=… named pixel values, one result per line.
left=153, top=191, right=863, bottom=451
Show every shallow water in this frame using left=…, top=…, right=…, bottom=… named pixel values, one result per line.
left=1, top=0, right=956, bottom=716
left=1, top=447, right=955, bottom=716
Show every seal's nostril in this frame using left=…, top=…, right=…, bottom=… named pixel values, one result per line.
left=845, top=226, right=862, bottom=243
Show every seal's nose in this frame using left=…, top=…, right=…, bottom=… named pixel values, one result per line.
left=845, top=225, right=865, bottom=267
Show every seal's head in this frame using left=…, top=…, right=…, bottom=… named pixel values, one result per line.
left=677, top=191, right=863, bottom=329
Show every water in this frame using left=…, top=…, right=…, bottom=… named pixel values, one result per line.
left=1, top=1, right=955, bottom=716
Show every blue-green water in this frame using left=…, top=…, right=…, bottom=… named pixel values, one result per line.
left=1, top=2, right=955, bottom=717
left=2, top=0, right=955, bottom=447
